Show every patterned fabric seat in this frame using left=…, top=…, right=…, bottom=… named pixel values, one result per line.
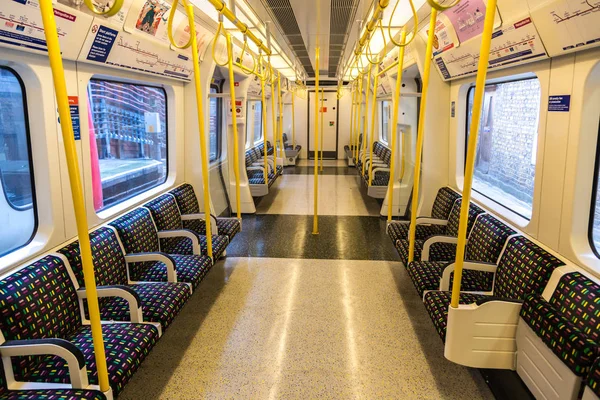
left=520, top=271, right=600, bottom=377
left=0, top=388, right=106, bottom=399
left=406, top=213, right=517, bottom=296
left=362, top=142, right=392, bottom=186
left=283, top=133, right=301, bottom=152
left=58, top=227, right=191, bottom=330
left=245, top=144, right=279, bottom=188
left=423, top=236, right=564, bottom=341
left=169, top=184, right=241, bottom=241
left=109, top=208, right=213, bottom=288
left=387, top=186, right=461, bottom=245
left=0, top=256, right=159, bottom=396
left=585, top=357, right=600, bottom=397
left=395, top=199, right=484, bottom=264
left=388, top=223, right=444, bottom=244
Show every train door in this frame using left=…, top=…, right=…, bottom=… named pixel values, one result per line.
left=308, top=90, right=338, bottom=159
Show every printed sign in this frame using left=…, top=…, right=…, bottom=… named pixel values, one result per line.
left=69, top=96, right=81, bottom=140
left=420, top=13, right=460, bottom=57
left=548, top=95, right=571, bottom=112
left=451, top=101, right=456, bottom=117
left=320, top=107, right=327, bottom=113
left=329, top=121, right=335, bottom=126
left=445, top=0, right=488, bottom=43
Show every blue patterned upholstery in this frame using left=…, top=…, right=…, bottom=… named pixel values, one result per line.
left=160, top=234, right=229, bottom=260
left=0, top=256, right=159, bottom=395
left=57, top=227, right=191, bottom=330
left=423, top=236, right=564, bottom=341
left=431, top=187, right=462, bottom=220
left=109, top=208, right=213, bottom=288
left=169, top=184, right=241, bottom=241
left=405, top=214, right=516, bottom=296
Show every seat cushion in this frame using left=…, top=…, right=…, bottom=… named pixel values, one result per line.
left=406, top=261, right=494, bottom=297
left=396, top=239, right=457, bottom=265
left=370, top=171, right=390, bottom=186
left=19, top=323, right=159, bottom=396
left=423, top=290, right=488, bottom=341
left=160, top=235, right=228, bottom=259
left=129, top=255, right=212, bottom=289
left=1, top=389, right=107, bottom=399
left=520, top=292, right=600, bottom=376
left=182, top=217, right=241, bottom=241
left=97, top=282, right=191, bottom=329
left=387, top=222, right=444, bottom=244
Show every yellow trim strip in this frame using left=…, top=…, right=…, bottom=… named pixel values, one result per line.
left=39, top=0, right=110, bottom=392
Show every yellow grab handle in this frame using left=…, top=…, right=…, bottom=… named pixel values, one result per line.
left=39, top=0, right=110, bottom=392
left=388, top=0, right=418, bottom=47
left=167, top=0, right=192, bottom=49
left=238, top=38, right=257, bottom=76
left=387, top=29, right=407, bottom=221
left=368, top=73, right=379, bottom=186
left=407, top=9, right=438, bottom=264
left=212, top=20, right=228, bottom=67
left=187, top=4, right=213, bottom=259
left=451, top=0, right=497, bottom=308
left=226, top=31, right=242, bottom=219
left=84, top=0, right=123, bottom=17
left=427, top=0, right=461, bottom=11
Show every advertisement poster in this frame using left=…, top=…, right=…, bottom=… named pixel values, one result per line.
left=445, top=0, right=488, bottom=42
left=420, top=13, right=460, bottom=57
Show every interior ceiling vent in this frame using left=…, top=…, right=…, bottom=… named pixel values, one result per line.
left=328, top=0, right=359, bottom=78
left=261, top=0, right=313, bottom=77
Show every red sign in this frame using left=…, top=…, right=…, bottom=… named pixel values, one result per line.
left=234, top=82, right=240, bottom=86
left=68, top=96, right=78, bottom=106
left=320, top=107, right=327, bottom=113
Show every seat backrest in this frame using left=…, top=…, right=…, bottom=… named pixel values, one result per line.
left=465, top=214, right=517, bottom=263
left=494, top=236, right=565, bottom=299
left=169, top=183, right=200, bottom=214
left=548, top=272, right=600, bottom=344
left=58, top=227, right=129, bottom=287
left=431, top=187, right=462, bottom=220
left=0, top=255, right=81, bottom=342
left=145, top=194, right=184, bottom=231
left=109, top=208, right=160, bottom=254
left=245, top=149, right=254, bottom=167
left=444, top=199, right=485, bottom=237
left=283, top=133, right=289, bottom=144
left=382, top=147, right=391, bottom=165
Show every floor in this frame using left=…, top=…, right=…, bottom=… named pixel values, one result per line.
left=120, top=159, right=496, bottom=399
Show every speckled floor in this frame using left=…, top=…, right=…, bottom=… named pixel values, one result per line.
left=119, top=258, right=494, bottom=400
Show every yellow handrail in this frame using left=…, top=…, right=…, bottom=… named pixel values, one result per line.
left=355, top=75, right=363, bottom=161
left=320, top=88, right=324, bottom=172
left=354, top=0, right=391, bottom=56
left=368, top=73, right=379, bottom=186
left=226, top=31, right=242, bottom=220
left=349, top=86, right=355, bottom=159
left=407, top=9, right=438, bottom=264
left=312, top=45, right=320, bottom=235
left=270, top=67, right=278, bottom=172
left=260, top=56, right=269, bottom=184
left=39, top=0, right=110, bottom=392
left=83, top=0, right=123, bottom=17
left=365, top=18, right=387, bottom=65
left=277, top=72, right=285, bottom=164
left=451, top=0, right=497, bottom=308
left=291, top=89, right=296, bottom=148
left=206, top=0, right=271, bottom=55
left=362, top=65, right=372, bottom=175
left=387, top=29, right=407, bottom=221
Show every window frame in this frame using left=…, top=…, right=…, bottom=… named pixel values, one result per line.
left=209, top=83, right=222, bottom=163
left=0, top=66, right=38, bottom=257
left=464, top=76, right=541, bottom=221
left=587, top=120, right=600, bottom=258
left=248, top=100, right=263, bottom=146
left=88, top=78, right=169, bottom=212
left=380, top=100, right=390, bottom=145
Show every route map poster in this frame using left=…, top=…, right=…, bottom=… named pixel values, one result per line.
left=531, top=0, right=600, bottom=56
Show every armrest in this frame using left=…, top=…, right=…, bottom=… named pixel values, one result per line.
left=77, top=286, right=143, bottom=323
left=439, top=261, right=498, bottom=291
left=158, top=229, right=200, bottom=255
left=475, top=297, right=523, bottom=306
left=124, top=252, right=177, bottom=282
left=0, top=338, right=88, bottom=388
left=415, top=217, right=448, bottom=226
left=181, top=213, right=219, bottom=235
left=247, top=166, right=265, bottom=172
left=372, top=167, right=390, bottom=175
left=421, top=235, right=459, bottom=261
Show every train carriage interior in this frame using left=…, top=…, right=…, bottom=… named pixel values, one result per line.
left=1, top=0, right=600, bottom=398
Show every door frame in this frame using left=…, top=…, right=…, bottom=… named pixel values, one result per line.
left=307, top=89, right=339, bottom=160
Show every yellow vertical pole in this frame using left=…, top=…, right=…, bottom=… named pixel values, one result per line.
left=292, top=89, right=296, bottom=149
left=362, top=65, right=372, bottom=175
left=260, top=58, right=269, bottom=184
left=312, top=52, right=320, bottom=234
left=320, top=88, right=324, bottom=171
left=349, top=86, right=355, bottom=158
left=226, top=32, right=241, bottom=219
left=387, top=29, right=407, bottom=221
left=39, top=0, right=110, bottom=392
left=368, top=73, right=379, bottom=186
left=407, top=9, right=438, bottom=264
left=189, top=5, right=213, bottom=258
left=451, top=0, right=497, bottom=308
left=270, top=69, right=278, bottom=171
left=277, top=72, right=285, bottom=164
left=355, top=75, right=363, bottom=161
